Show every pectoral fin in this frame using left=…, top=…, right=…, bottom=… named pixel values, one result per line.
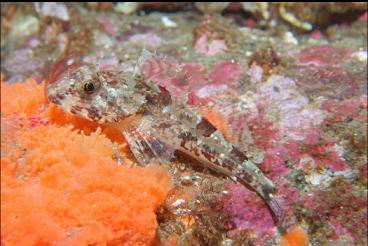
left=114, top=114, right=175, bottom=165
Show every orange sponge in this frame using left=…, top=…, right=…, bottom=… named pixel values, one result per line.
left=279, top=226, right=309, bottom=246
left=1, top=80, right=172, bottom=245
left=1, top=120, right=172, bottom=245
left=1, top=79, right=47, bottom=117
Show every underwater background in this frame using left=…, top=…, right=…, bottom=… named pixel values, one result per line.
left=1, top=3, right=367, bottom=246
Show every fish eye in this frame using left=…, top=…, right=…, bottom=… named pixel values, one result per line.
left=83, top=81, right=95, bottom=94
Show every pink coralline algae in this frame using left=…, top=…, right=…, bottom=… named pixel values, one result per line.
left=258, top=75, right=326, bottom=142
left=34, top=2, right=70, bottom=21
left=309, top=30, right=323, bottom=40
left=301, top=180, right=367, bottom=244
left=209, top=61, right=243, bottom=86
left=194, top=35, right=228, bottom=56
left=140, top=54, right=190, bottom=99
left=292, top=66, right=364, bottom=100
left=140, top=55, right=244, bottom=105
left=299, top=142, right=350, bottom=172
left=188, top=61, right=243, bottom=105
left=128, top=33, right=164, bottom=48
left=322, top=95, right=367, bottom=123
left=297, top=45, right=352, bottom=67
left=97, top=16, right=118, bottom=36
left=224, top=183, right=276, bottom=242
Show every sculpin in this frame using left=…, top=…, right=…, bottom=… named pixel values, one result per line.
left=46, top=51, right=286, bottom=229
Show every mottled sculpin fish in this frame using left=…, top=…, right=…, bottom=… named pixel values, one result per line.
left=46, top=51, right=285, bottom=228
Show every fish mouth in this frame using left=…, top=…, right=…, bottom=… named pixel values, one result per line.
left=47, top=92, right=63, bottom=105
left=46, top=82, right=66, bottom=104
left=48, top=95, right=59, bottom=105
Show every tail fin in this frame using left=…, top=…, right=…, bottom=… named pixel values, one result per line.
left=235, top=160, right=288, bottom=229
left=263, top=193, right=286, bottom=230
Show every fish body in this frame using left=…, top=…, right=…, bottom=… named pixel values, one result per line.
left=46, top=52, right=284, bottom=226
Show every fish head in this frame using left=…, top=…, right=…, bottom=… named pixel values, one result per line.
left=46, top=58, right=146, bottom=124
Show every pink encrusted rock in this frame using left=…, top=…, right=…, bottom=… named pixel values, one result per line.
left=209, top=61, right=243, bottom=85
left=292, top=65, right=364, bottom=100
left=82, top=55, right=119, bottom=70
left=129, top=33, right=164, bottom=48
left=258, top=75, right=326, bottom=141
left=181, top=63, right=208, bottom=89
left=247, top=63, right=263, bottom=83
left=322, top=95, right=367, bottom=123
left=301, top=180, right=367, bottom=244
left=359, top=11, right=368, bottom=22
left=140, top=54, right=193, bottom=100
left=34, top=2, right=70, bottom=21
left=296, top=45, right=352, bottom=67
left=248, top=111, right=280, bottom=150
left=310, top=30, right=323, bottom=39
left=278, top=185, right=301, bottom=209
left=278, top=109, right=325, bottom=141
left=259, top=140, right=303, bottom=183
left=223, top=181, right=300, bottom=243
left=3, top=49, right=45, bottom=83
left=97, top=17, right=118, bottom=36
left=328, top=218, right=355, bottom=243
left=26, top=36, right=41, bottom=49
left=261, top=154, right=291, bottom=183
left=303, top=127, right=323, bottom=145
left=243, top=18, right=257, bottom=28
left=194, top=35, right=228, bottom=56
left=140, top=55, right=244, bottom=104
left=227, top=2, right=242, bottom=11
left=188, top=60, right=243, bottom=104
left=299, top=141, right=349, bottom=172
left=324, top=144, right=350, bottom=172
left=224, top=183, right=276, bottom=242
left=188, top=84, right=231, bottom=104
left=98, top=57, right=120, bottom=70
